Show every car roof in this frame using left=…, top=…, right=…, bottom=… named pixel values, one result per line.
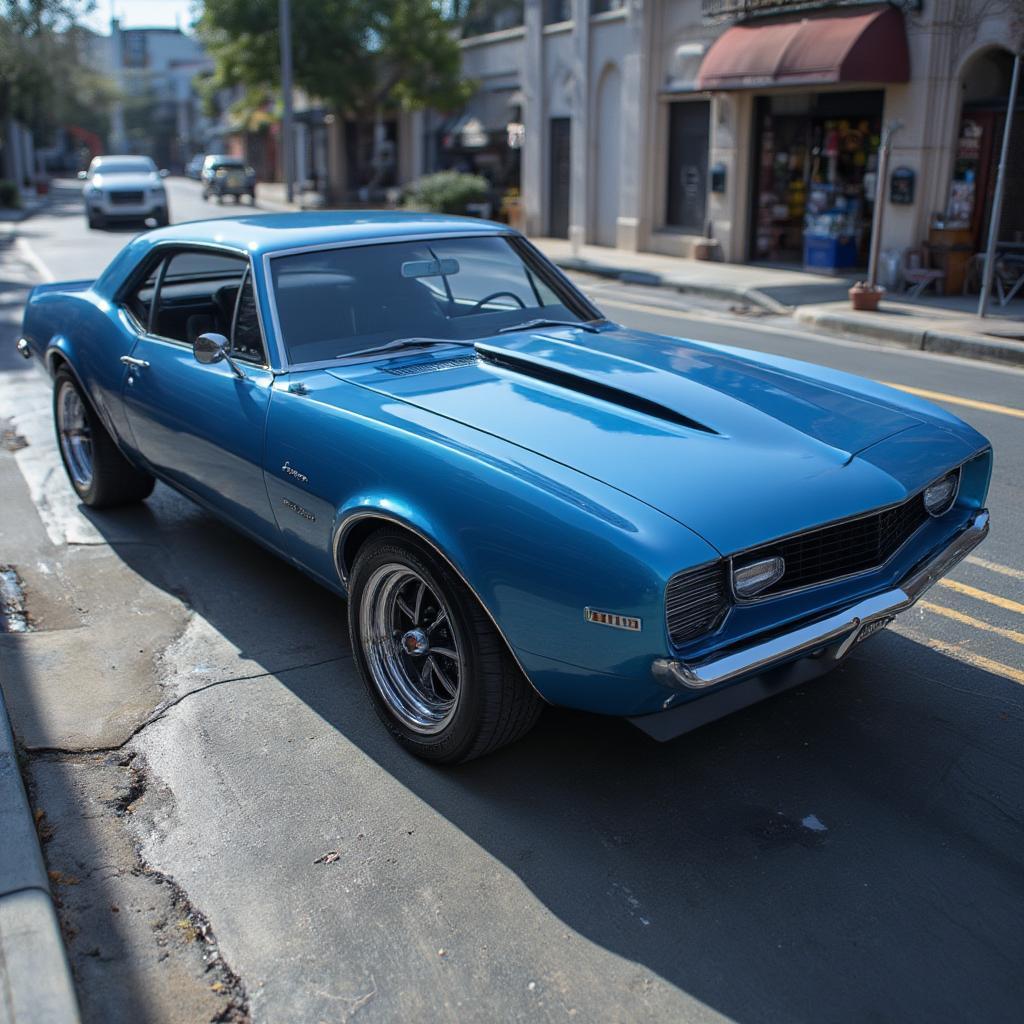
left=124, top=211, right=511, bottom=258
left=92, top=155, right=154, bottom=167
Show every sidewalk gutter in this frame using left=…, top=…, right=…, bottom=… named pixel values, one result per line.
left=550, top=253, right=793, bottom=315
left=794, top=307, right=1024, bottom=367
left=0, top=686, right=81, bottom=1023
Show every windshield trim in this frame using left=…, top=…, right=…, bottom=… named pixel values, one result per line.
left=261, top=231, right=604, bottom=372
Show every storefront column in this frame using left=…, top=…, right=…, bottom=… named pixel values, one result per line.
left=568, top=0, right=591, bottom=251
left=616, top=0, right=650, bottom=251
left=522, top=0, right=544, bottom=236
left=708, top=92, right=752, bottom=263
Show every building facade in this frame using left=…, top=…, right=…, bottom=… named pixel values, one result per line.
left=432, top=0, right=1023, bottom=273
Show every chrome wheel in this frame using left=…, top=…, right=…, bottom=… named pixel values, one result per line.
left=359, top=563, right=463, bottom=734
left=56, top=381, right=93, bottom=490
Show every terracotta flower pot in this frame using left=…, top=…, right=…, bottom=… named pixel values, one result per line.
left=849, top=282, right=884, bottom=312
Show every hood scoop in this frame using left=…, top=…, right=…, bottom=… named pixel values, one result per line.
left=474, top=344, right=718, bottom=435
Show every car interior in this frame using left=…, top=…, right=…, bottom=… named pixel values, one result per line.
left=125, top=250, right=266, bottom=364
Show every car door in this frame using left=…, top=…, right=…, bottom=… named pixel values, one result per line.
left=120, top=247, right=278, bottom=538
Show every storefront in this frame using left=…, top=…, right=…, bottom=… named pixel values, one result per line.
left=696, top=3, right=909, bottom=272
left=750, top=90, right=882, bottom=268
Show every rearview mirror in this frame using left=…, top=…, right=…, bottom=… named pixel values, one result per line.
left=77, top=171, right=87, bottom=180
left=194, top=332, right=246, bottom=378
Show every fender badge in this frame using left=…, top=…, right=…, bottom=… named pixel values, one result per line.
left=282, top=460, right=309, bottom=484
left=282, top=497, right=316, bottom=522
left=585, top=608, right=642, bottom=632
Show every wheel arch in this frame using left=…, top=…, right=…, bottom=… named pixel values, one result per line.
left=333, top=506, right=550, bottom=704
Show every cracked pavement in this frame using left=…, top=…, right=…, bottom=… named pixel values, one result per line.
left=1, top=189, right=1023, bottom=1023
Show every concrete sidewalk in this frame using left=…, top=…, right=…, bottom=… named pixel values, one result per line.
left=533, top=237, right=1024, bottom=367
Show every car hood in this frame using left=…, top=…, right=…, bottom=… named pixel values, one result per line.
left=91, top=173, right=161, bottom=189
left=331, top=326, right=983, bottom=553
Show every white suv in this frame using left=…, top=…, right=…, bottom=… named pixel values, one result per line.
left=79, top=155, right=170, bottom=229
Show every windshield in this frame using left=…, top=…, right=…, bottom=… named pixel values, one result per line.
left=92, top=158, right=156, bottom=176
left=270, top=235, right=599, bottom=364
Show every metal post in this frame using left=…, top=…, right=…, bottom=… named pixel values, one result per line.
left=978, top=50, right=1021, bottom=318
left=279, top=0, right=295, bottom=204
left=867, top=122, right=899, bottom=291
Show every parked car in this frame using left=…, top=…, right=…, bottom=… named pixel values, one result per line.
left=185, top=154, right=205, bottom=180
left=16, top=213, right=992, bottom=763
left=78, top=155, right=169, bottom=229
left=201, top=155, right=256, bottom=203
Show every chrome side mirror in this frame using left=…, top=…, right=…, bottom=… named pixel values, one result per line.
left=77, top=171, right=88, bottom=180
left=194, top=332, right=245, bottom=377
left=159, top=168, right=170, bottom=178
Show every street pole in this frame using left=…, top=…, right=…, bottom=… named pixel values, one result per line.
left=978, top=50, right=1021, bottom=318
left=279, top=0, right=295, bottom=204
left=867, top=121, right=900, bottom=291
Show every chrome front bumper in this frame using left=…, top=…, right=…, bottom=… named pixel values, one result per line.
left=652, top=509, right=989, bottom=692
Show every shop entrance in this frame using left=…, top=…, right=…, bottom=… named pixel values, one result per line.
left=749, top=91, right=883, bottom=272
left=949, top=48, right=1024, bottom=254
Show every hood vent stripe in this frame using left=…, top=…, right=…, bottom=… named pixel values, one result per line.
left=384, top=355, right=478, bottom=376
left=476, top=348, right=718, bottom=435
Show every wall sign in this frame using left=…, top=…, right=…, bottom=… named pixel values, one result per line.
left=890, top=166, right=915, bottom=205
left=710, top=162, right=727, bottom=193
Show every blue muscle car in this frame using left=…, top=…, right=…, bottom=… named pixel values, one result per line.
left=17, top=213, right=992, bottom=762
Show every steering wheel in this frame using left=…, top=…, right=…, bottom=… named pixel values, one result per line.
left=471, top=291, right=527, bottom=311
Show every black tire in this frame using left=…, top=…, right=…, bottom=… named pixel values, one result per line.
left=87, top=212, right=104, bottom=230
left=154, top=208, right=170, bottom=227
left=348, top=530, right=543, bottom=763
left=201, top=189, right=209, bottom=202
left=52, top=368, right=155, bottom=509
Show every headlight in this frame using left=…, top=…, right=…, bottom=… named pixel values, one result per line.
left=85, top=185, right=100, bottom=196
left=732, top=556, right=786, bottom=599
left=923, top=471, right=959, bottom=517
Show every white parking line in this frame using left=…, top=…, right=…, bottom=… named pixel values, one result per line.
left=15, top=236, right=55, bottom=282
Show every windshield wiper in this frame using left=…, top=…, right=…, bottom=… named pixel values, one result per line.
left=496, top=318, right=603, bottom=335
left=337, top=337, right=476, bottom=359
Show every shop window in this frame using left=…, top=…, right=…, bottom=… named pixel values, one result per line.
left=591, top=0, right=626, bottom=13
left=666, top=101, right=710, bottom=234
left=750, top=91, right=883, bottom=270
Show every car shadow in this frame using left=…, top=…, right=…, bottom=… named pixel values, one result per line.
left=66, top=490, right=1024, bottom=1022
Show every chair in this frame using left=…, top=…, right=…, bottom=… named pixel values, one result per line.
left=901, top=246, right=945, bottom=298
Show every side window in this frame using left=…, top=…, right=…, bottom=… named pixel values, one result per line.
left=149, top=250, right=248, bottom=347
left=229, top=272, right=266, bottom=364
left=124, top=260, right=162, bottom=330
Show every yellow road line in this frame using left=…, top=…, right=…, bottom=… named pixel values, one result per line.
left=965, top=555, right=1024, bottom=582
left=920, top=601, right=1024, bottom=646
left=937, top=578, right=1024, bottom=616
left=920, top=637, right=1024, bottom=687
left=880, top=382, right=1024, bottom=420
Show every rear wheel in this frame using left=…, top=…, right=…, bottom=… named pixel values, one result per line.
left=348, top=531, right=542, bottom=763
left=86, top=211, right=104, bottom=229
left=53, top=369, right=154, bottom=509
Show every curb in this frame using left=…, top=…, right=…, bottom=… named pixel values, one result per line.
left=549, top=254, right=793, bottom=316
left=0, top=686, right=81, bottom=1023
left=794, top=308, right=1024, bottom=367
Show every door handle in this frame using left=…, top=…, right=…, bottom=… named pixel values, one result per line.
left=120, top=355, right=150, bottom=369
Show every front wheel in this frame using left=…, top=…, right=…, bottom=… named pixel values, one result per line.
left=348, top=531, right=543, bottom=763
left=53, top=369, right=154, bottom=508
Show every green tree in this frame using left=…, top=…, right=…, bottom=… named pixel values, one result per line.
left=199, top=0, right=473, bottom=179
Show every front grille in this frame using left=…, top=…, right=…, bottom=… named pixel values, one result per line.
left=666, top=562, right=730, bottom=647
left=109, top=190, right=144, bottom=205
left=737, top=494, right=930, bottom=598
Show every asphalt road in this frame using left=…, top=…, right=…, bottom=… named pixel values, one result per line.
left=0, top=179, right=1022, bottom=1023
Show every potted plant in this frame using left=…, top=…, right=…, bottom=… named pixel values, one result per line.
left=849, top=281, right=884, bottom=311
